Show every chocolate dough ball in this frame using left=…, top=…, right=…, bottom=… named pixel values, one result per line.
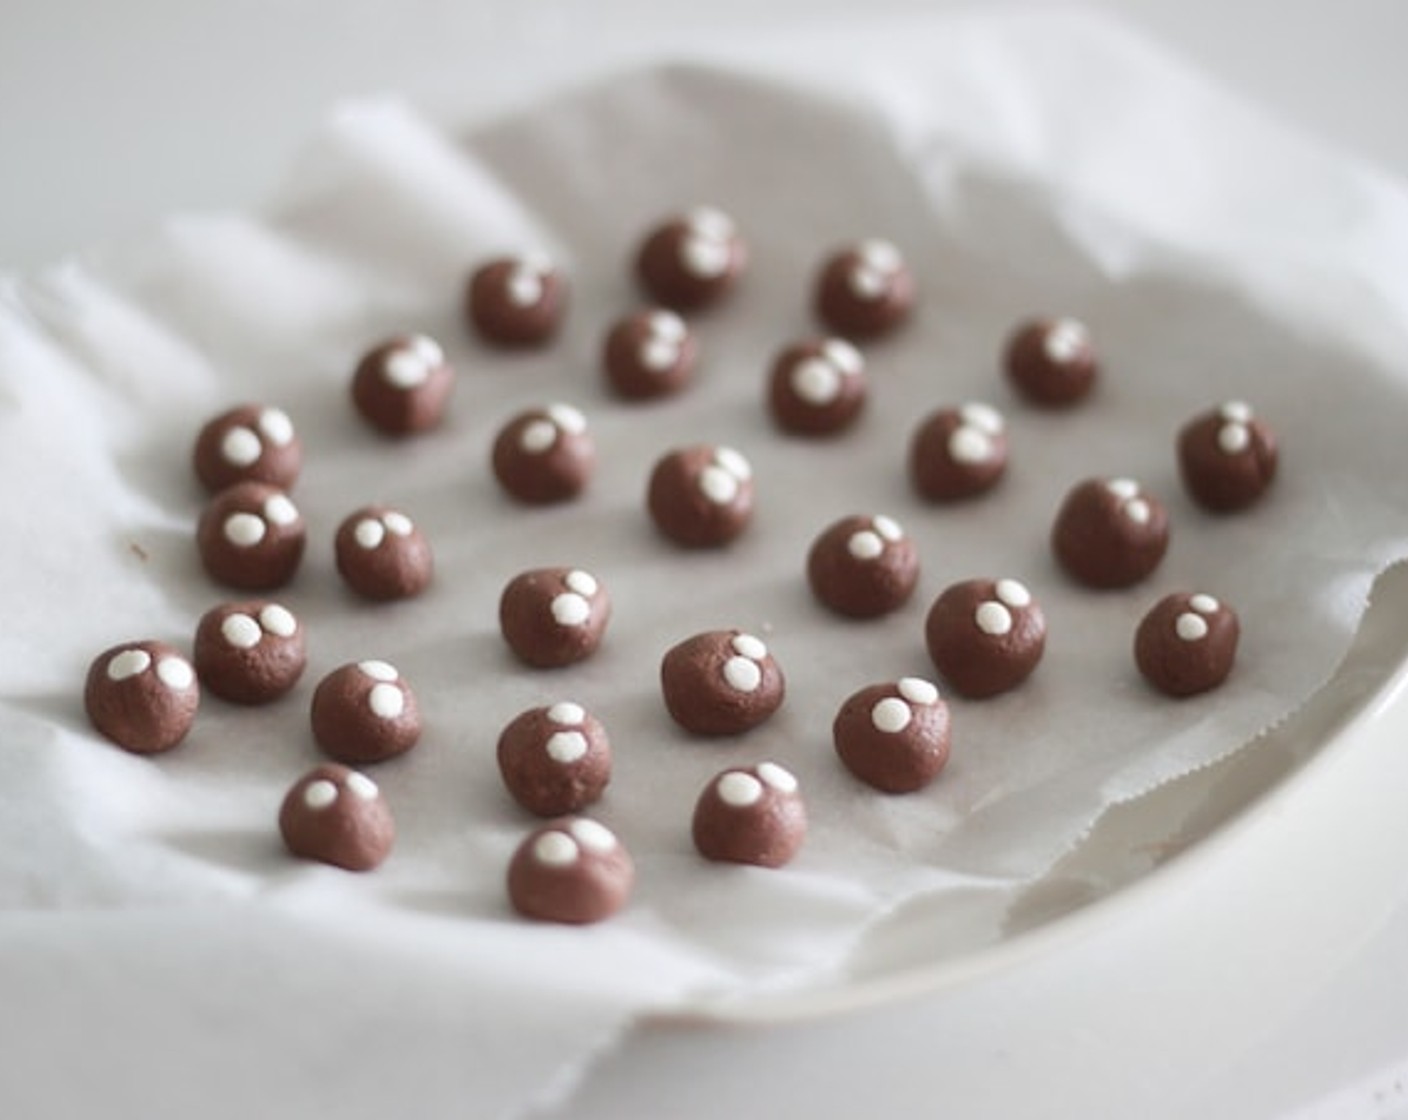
left=767, top=337, right=867, bottom=436
left=1051, top=477, right=1170, bottom=589
left=84, top=640, right=200, bottom=754
left=334, top=505, right=434, bottom=601
left=496, top=701, right=611, bottom=816
left=507, top=817, right=634, bottom=924
left=196, top=481, right=306, bottom=590
left=1135, top=591, right=1240, bottom=697
left=909, top=402, right=1009, bottom=502
left=350, top=334, right=454, bottom=437
left=832, top=677, right=951, bottom=793
left=602, top=308, right=698, bottom=400
left=466, top=254, right=566, bottom=347
left=806, top=513, right=919, bottom=619
left=660, top=629, right=784, bottom=736
left=812, top=239, right=914, bottom=340
left=646, top=444, right=754, bottom=548
left=279, top=764, right=395, bottom=872
left=634, top=207, right=746, bottom=311
left=192, top=404, right=301, bottom=493
left=491, top=403, right=595, bottom=505
left=925, top=577, right=1047, bottom=698
left=193, top=600, right=305, bottom=704
left=692, top=762, right=806, bottom=868
left=1177, top=401, right=1278, bottom=512
left=1003, top=317, right=1098, bottom=406
left=499, top=567, right=611, bottom=669
left=310, top=660, right=421, bottom=764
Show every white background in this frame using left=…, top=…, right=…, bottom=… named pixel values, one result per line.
left=4, top=2, right=1408, bottom=1117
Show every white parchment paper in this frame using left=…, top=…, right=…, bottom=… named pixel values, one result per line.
left=4, top=11, right=1408, bottom=1119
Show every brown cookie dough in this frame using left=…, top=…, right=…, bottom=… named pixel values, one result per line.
left=465, top=254, right=566, bottom=347
left=334, top=505, right=434, bottom=601
left=692, top=762, right=806, bottom=868
left=806, top=513, right=919, bottom=619
left=1051, top=477, right=1170, bottom=589
left=602, top=307, right=698, bottom=400
left=812, top=239, right=914, bottom=340
left=1003, top=317, right=1098, bottom=407
left=192, top=404, right=301, bottom=494
left=634, top=207, right=746, bottom=311
left=646, top=444, right=754, bottom=548
left=310, top=660, right=421, bottom=764
left=767, top=337, right=867, bottom=436
left=278, top=764, right=394, bottom=872
left=925, top=577, right=1047, bottom=698
left=193, top=600, right=306, bottom=704
left=507, top=817, right=634, bottom=924
left=350, top=334, right=454, bottom=437
left=84, top=640, right=200, bottom=754
left=196, top=481, right=306, bottom=590
left=1135, top=591, right=1240, bottom=697
left=660, top=629, right=784, bottom=736
left=496, top=701, right=611, bottom=817
left=1177, top=401, right=1278, bottom=512
left=499, top=567, right=611, bottom=669
left=909, top=402, right=1009, bottom=502
left=832, top=677, right=951, bottom=793
left=491, top=403, right=595, bottom=505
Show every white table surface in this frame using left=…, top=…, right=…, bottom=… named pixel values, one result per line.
left=5, top=2, right=1408, bottom=1116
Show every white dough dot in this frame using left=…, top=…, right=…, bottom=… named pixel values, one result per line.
left=533, top=831, right=579, bottom=867
left=1175, top=612, right=1209, bottom=641
left=367, top=682, right=405, bottom=720
left=994, top=579, right=1031, bottom=608
left=649, top=309, right=687, bottom=342
left=384, top=348, right=431, bottom=389
left=258, top=408, right=294, bottom=446
left=791, top=358, right=842, bottom=405
left=1189, top=593, right=1220, bottom=614
left=564, top=569, right=598, bottom=597
left=687, top=206, right=734, bottom=241
left=354, top=519, right=386, bottom=550
left=220, top=426, right=262, bottom=468
left=221, top=613, right=262, bottom=650
left=1217, top=422, right=1251, bottom=455
left=680, top=234, right=729, bottom=279
left=259, top=604, right=296, bottom=637
left=730, top=633, right=767, bottom=660
left=873, top=515, right=903, bottom=542
left=698, top=465, right=739, bottom=505
left=858, top=238, right=901, bottom=273
left=713, top=446, right=751, bottom=481
left=717, top=771, right=763, bottom=807
left=382, top=511, right=413, bottom=537
left=550, top=592, right=592, bottom=627
left=1220, top=400, right=1253, bottom=423
left=848, top=265, right=888, bottom=300
left=722, top=656, right=762, bottom=693
left=1106, top=478, right=1139, bottom=500
left=640, top=336, right=680, bottom=372
left=223, top=512, right=266, bottom=548
left=1043, top=318, right=1090, bottom=364
left=547, top=403, right=587, bottom=435
left=106, top=648, right=151, bottom=681
left=409, top=334, right=444, bottom=366
left=156, top=657, right=195, bottom=691
left=959, top=402, right=1005, bottom=435
left=303, top=779, right=338, bottom=811
left=545, top=730, right=588, bottom=764
left=847, top=530, right=884, bottom=560
left=546, top=701, right=585, bottom=726
left=948, top=426, right=994, bottom=465
left=897, top=677, right=939, bottom=705
left=821, top=338, right=863, bottom=375
left=756, top=762, right=798, bottom=793
left=975, top=601, right=1013, bottom=636
left=569, top=818, right=617, bottom=853
left=263, top=494, right=299, bottom=527
left=505, top=265, right=544, bottom=308
left=1124, top=498, right=1152, bottom=525
left=345, top=772, right=379, bottom=800
left=519, top=419, right=558, bottom=455
left=871, top=696, right=912, bottom=733
left=357, top=660, right=398, bottom=682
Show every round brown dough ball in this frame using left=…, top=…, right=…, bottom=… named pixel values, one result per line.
left=507, top=817, right=634, bottom=923
left=832, top=677, right=951, bottom=793
left=602, top=308, right=698, bottom=400
left=646, top=444, right=754, bottom=548
left=491, top=403, right=595, bottom=505
left=196, top=481, right=306, bottom=590
left=310, top=660, right=421, bottom=764
left=84, top=640, right=200, bottom=754
left=193, top=600, right=306, bottom=704
left=1051, top=477, right=1170, bottom=589
left=634, top=207, right=746, bottom=311
left=334, top=505, right=434, bottom=601
left=350, top=334, right=454, bottom=437
left=767, top=337, right=867, bottom=437
left=279, top=764, right=395, bottom=872
left=660, top=629, right=784, bottom=736
left=465, top=254, right=567, bottom=347
left=1135, top=591, right=1240, bottom=697
left=499, top=567, right=611, bottom=669
left=925, top=577, right=1047, bottom=698
left=909, top=402, right=1009, bottom=502
left=806, top=513, right=919, bottom=619
left=192, top=404, right=301, bottom=493
left=1003, top=317, right=1098, bottom=407
left=812, top=239, right=914, bottom=340
left=496, top=701, right=611, bottom=816
left=1177, top=401, right=1278, bottom=512
left=692, top=762, right=806, bottom=868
